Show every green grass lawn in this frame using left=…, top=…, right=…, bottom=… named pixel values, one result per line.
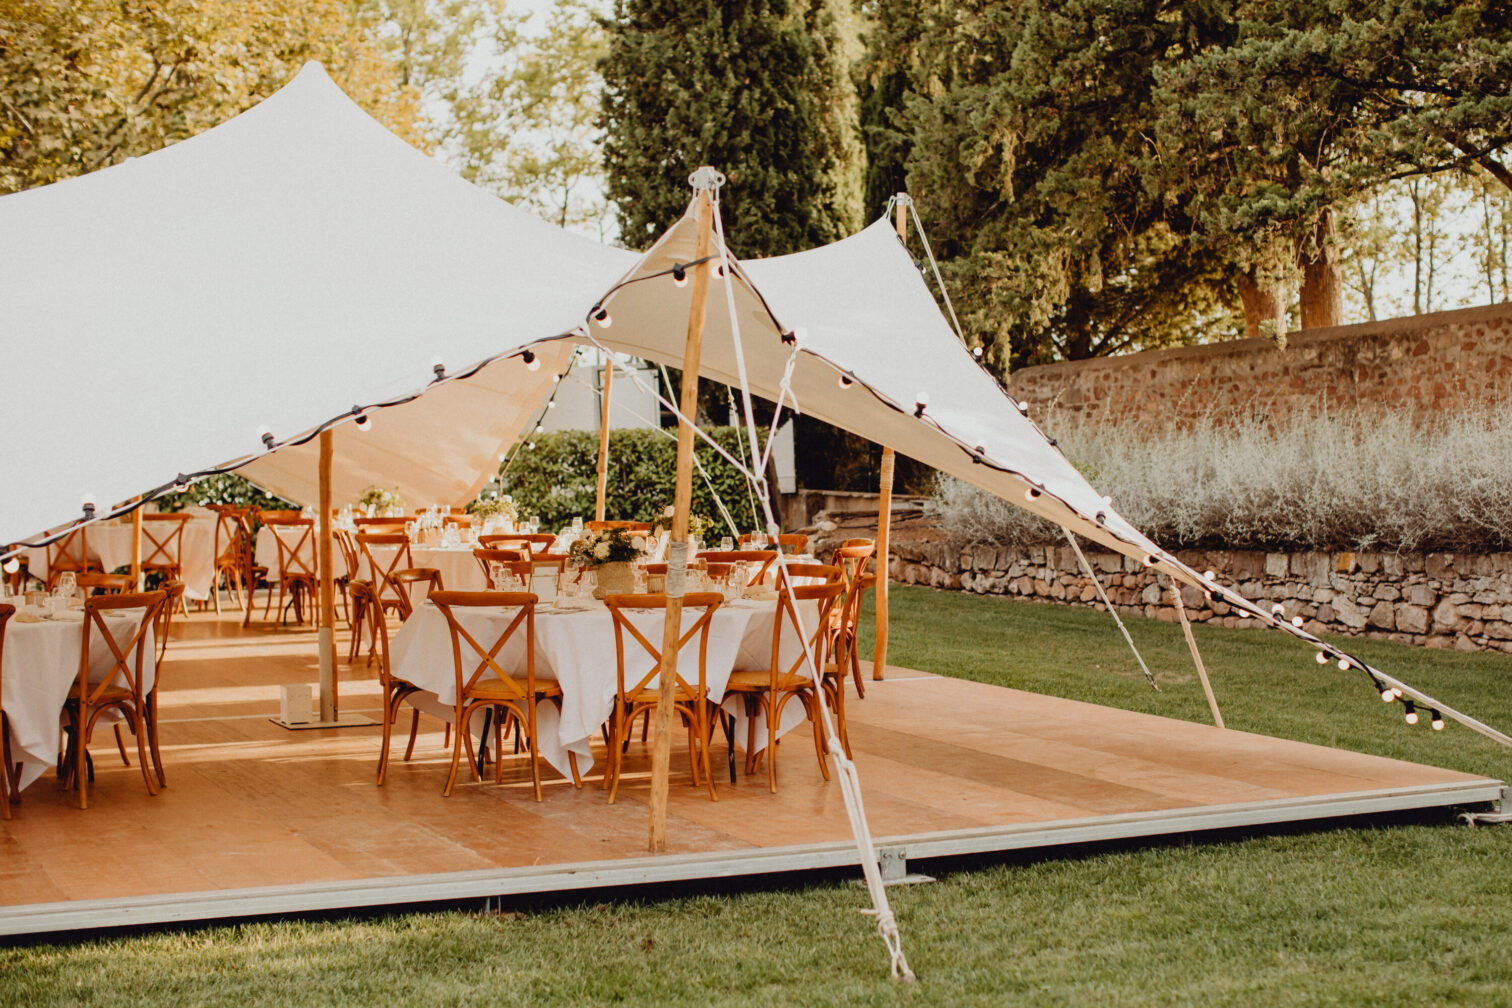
left=4, top=585, right=1510, bottom=1007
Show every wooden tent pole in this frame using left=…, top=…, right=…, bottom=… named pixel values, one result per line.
left=317, top=430, right=337, bottom=722
left=131, top=505, right=143, bottom=591
left=594, top=357, right=614, bottom=522
left=872, top=197, right=908, bottom=681
left=649, top=175, right=717, bottom=854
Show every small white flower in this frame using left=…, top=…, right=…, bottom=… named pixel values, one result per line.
left=594, top=542, right=610, bottom=560
left=631, top=536, right=646, bottom=551
left=663, top=505, right=675, bottom=517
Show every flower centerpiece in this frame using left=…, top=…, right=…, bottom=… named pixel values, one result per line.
left=650, top=505, right=709, bottom=542
left=357, top=485, right=405, bottom=516
left=568, top=526, right=648, bottom=597
left=467, top=492, right=518, bottom=529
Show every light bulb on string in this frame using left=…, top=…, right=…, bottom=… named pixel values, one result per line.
left=1403, top=700, right=1419, bottom=725
left=522, top=349, right=541, bottom=371
left=1025, top=487, right=1042, bottom=501
left=1271, top=603, right=1285, bottom=617
left=431, top=356, right=446, bottom=381
left=838, top=374, right=854, bottom=389
left=1430, top=709, right=1445, bottom=731
left=672, top=264, right=688, bottom=287
left=1315, top=651, right=1328, bottom=665
left=546, top=400, right=556, bottom=409
left=1291, top=615, right=1304, bottom=628
left=354, top=411, right=371, bottom=432
left=972, top=346, right=983, bottom=359
left=1338, top=657, right=1351, bottom=671
left=1142, top=555, right=1158, bottom=567
left=256, top=426, right=275, bottom=450
left=535, top=423, right=545, bottom=434
left=593, top=306, right=612, bottom=329
left=914, top=392, right=929, bottom=418
left=526, top=441, right=536, bottom=450
left=1380, top=684, right=1394, bottom=702
left=1203, top=570, right=1216, bottom=581
left=80, top=493, right=97, bottom=520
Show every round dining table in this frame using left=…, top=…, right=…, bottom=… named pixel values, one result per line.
left=388, top=591, right=820, bottom=781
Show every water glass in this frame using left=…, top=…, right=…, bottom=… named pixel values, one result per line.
left=571, top=516, right=584, bottom=532
left=488, top=561, right=508, bottom=590
left=57, top=571, right=77, bottom=597
left=720, top=537, right=734, bottom=551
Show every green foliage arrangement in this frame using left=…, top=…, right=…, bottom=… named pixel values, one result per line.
left=567, top=525, right=649, bottom=568
left=498, top=427, right=760, bottom=534
left=151, top=473, right=294, bottom=514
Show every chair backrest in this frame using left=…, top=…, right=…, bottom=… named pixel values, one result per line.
left=155, top=580, right=186, bottom=668
left=767, top=581, right=844, bottom=687
left=207, top=504, right=250, bottom=567
left=775, top=563, right=842, bottom=586
left=353, top=516, right=406, bottom=531
left=428, top=590, right=537, bottom=701
left=334, top=528, right=361, bottom=581
left=832, top=543, right=875, bottom=586
left=348, top=580, right=394, bottom=679
left=79, top=590, right=167, bottom=707
left=587, top=520, right=651, bottom=532
left=603, top=593, right=723, bottom=699
left=47, top=526, right=91, bottom=574
left=508, top=533, right=559, bottom=550
left=695, top=550, right=778, bottom=584
left=78, top=572, right=133, bottom=595
left=739, top=532, right=809, bottom=554
left=257, top=509, right=304, bottom=524
left=142, top=513, right=191, bottom=568
left=477, top=537, right=534, bottom=555
left=472, top=548, right=530, bottom=583
left=356, top=532, right=412, bottom=604
left=265, top=518, right=317, bottom=580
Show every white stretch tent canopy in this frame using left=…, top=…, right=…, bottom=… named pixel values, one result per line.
left=0, top=62, right=1171, bottom=575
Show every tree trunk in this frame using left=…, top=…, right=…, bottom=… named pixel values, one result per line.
left=1237, top=272, right=1288, bottom=349
left=1298, top=208, right=1344, bottom=330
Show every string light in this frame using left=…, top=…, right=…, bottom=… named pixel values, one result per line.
left=431, top=356, right=446, bottom=381
left=552, top=373, right=561, bottom=384
left=1015, top=400, right=1030, bottom=417
left=1403, top=699, right=1419, bottom=725
left=1271, top=603, right=1285, bottom=617
left=522, top=349, right=541, bottom=371
left=1379, top=682, right=1394, bottom=701
left=672, top=264, right=687, bottom=286
left=1291, top=615, right=1304, bottom=628
left=355, top=413, right=371, bottom=431
left=80, top=493, right=97, bottom=520
left=972, top=346, right=983, bottom=359
left=1203, top=570, right=1216, bottom=581
left=535, top=423, right=545, bottom=433
left=1430, top=709, right=1445, bottom=731
left=1095, top=511, right=1107, bottom=526
left=526, top=441, right=536, bottom=450
left=973, top=441, right=988, bottom=456
left=593, top=306, right=612, bottom=328
left=914, top=392, right=929, bottom=418
left=546, top=400, right=556, bottom=409
left=173, top=474, right=190, bottom=493
left=1338, top=657, right=1351, bottom=671
left=838, top=374, right=854, bottom=389
left=1315, top=651, right=1329, bottom=664
left=256, top=426, right=275, bottom=450
left=1142, top=554, right=1157, bottom=567
left=1025, top=487, right=1042, bottom=501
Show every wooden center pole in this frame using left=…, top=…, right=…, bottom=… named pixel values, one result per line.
left=317, top=430, right=337, bottom=722
left=131, top=505, right=143, bottom=591
left=872, top=198, right=907, bottom=681
left=649, top=180, right=716, bottom=854
left=594, top=358, right=614, bottom=523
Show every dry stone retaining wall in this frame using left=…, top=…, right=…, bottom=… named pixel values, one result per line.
left=891, top=538, right=1512, bottom=653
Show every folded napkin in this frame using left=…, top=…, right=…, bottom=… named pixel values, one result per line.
left=14, top=611, right=43, bottom=623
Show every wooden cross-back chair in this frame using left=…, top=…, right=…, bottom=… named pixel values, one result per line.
left=471, top=549, right=532, bottom=587
left=587, top=520, right=651, bottom=532
left=142, top=513, right=191, bottom=612
left=830, top=543, right=877, bottom=699
left=356, top=532, right=441, bottom=621
left=602, top=592, right=725, bottom=804
left=77, top=572, right=133, bottom=595
left=725, top=580, right=844, bottom=793
left=44, top=526, right=98, bottom=590
left=63, top=590, right=167, bottom=809
left=481, top=533, right=558, bottom=553
left=205, top=504, right=252, bottom=613
left=352, top=516, right=405, bottom=529
left=429, top=590, right=573, bottom=800
left=695, top=550, right=778, bottom=585
left=249, top=517, right=316, bottom=625
left=351, top=580, right=450, bottom=784
left=0, top=603, right=14, bottom=819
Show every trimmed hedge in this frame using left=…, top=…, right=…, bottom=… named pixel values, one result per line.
left=498, top=427, right=765, bottom=534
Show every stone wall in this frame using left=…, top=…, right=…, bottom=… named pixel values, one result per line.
left=890, top=537, right=1512, bottom=653
left=1008, top=301, right=1512, bottom=427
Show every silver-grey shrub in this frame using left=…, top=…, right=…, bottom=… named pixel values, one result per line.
left=932, top=405, right=1512, bottom=553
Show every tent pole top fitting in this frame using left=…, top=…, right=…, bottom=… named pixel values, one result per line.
left=688, top=166, right=726, bottom=192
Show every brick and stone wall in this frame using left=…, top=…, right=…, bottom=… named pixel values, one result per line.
left=888, top=537, right=1512, bottom=653
left=1008, top=301, right=1512, bottom=427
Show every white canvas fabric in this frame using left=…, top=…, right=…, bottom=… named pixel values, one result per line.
left=0, top=61, right=1160, bottom=575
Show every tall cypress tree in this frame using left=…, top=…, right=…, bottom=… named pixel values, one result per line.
left=599, top=0, right=862, bottom=257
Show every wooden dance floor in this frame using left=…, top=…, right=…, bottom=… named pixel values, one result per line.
left=0, top=609, right=1500, bottom=936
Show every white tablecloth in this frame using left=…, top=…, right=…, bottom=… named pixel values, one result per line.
left=1, top=608, right=156, bottom=790
left=389, top=594, right=816, bottom=779
left=410, top=546, right=487, bottom=592
left=23, top=521, right=216, bottom=600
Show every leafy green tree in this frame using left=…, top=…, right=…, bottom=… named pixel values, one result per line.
left=599, top=0, right=863, bottom=256
left=0, top=0, right=425, bottom=195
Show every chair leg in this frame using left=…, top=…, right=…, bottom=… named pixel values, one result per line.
left=0, top=717, right=10, bottom=822
left=113, top=723, right=131, bottom=766
left=73, top=708, right=89, bottom=810
left=403, top=708, right=422, bottom=762
left=378, top=692, right=396, bottom=786
left=131, top=709, right=159, bottom=797
left=147, top=688, right=166, bottom=788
